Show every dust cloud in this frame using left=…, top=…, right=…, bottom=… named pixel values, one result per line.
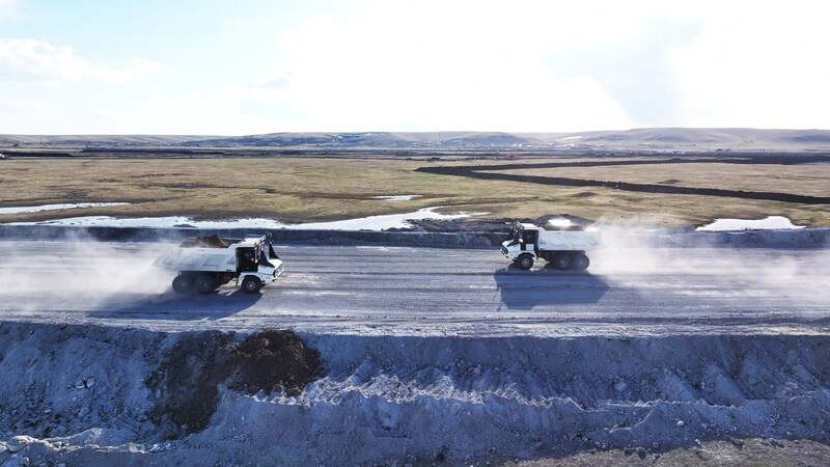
left=0, top=233, right=177, bottom=310
left=589, top=221, right=830, bottom=302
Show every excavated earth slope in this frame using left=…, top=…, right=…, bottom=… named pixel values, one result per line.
left=1, top=322, right=829, bottom=465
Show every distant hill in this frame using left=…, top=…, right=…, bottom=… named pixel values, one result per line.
left=0, top=134, right=209, bottom=147
left=2, top=129, right=830, bottom=153
left=179, top=131, right=534, bottom=149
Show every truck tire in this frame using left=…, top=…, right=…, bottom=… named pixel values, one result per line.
left=516, top=254, right=534, bottom=270
left=172, top=273, right=194, bottom=293
left=552, top=252, right=573, bottom=270
left=195, top=274, right=217, bottom=294
left=572, top=252, right=590, bottom=271
left=241, top=276, right=262, bottom=294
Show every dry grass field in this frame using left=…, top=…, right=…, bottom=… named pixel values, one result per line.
left=0, top=157, right=828, bottom=227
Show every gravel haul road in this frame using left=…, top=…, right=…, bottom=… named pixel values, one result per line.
left=0, top=240, right=827, bottom=336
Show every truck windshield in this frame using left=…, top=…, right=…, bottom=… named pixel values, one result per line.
left=259, top=250, right=274, bottom=268
left=521, top=229, right=538, bottom=244
left=237, top=247, right=258, bottom=272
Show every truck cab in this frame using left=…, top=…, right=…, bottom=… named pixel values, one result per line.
left=501, top=222, right=597, bottom=271
left=502, top=223, right=541, bottom=256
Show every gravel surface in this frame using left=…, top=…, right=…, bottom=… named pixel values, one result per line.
left=0, top=240, right=827, bottom=336
left=511, top=438, right=830, bottom=466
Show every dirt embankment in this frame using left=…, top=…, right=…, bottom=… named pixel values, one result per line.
left=1, top=222, right=829, bottom=249
left=1, top=323, right=830, bottom=465
left=146, top=329, right=323, bottom=438
left=0, top=323, right=324, bottom=457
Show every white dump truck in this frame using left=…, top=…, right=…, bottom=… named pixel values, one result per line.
left=157, top=235, right=284, bottom=294
left=501, top=222, right=599, bottom=271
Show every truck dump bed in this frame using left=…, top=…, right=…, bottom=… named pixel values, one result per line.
left=157, top=248, right=238, bottom=273
left=538, top=230, right=600, bottom=250
left=517, top=222, right=600, bottom=251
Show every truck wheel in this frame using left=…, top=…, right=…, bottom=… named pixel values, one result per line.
left=572, top=252, right=590, bottom=271
left=241, top=276, right=262, bottom=294
left=195, top=274, right=217, bottom=294
left=552, top=252, right=573, bottom=270
left=516, top=254, right=534, bottom=270
left=172, top=273, right=194, bottom=293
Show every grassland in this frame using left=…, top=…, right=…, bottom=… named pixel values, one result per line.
left=0, top=156, right=828, bottom=227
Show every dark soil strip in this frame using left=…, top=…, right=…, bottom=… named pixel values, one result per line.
left=146, top=329, right=323, bottom=439
left=421, top=154, right=830, bottom=173
left=417, top=164, right=830, bottom=205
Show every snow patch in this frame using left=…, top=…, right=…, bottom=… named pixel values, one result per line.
left=0, top=202, right=129, bottom=215
left=696, top=216, right=805, bottom=231
left=372, top=195, right=421, bottom=201
left=296, top=207, right=482, bottom=230
left=547, top=217, right=575, bottom=228
left=6, top=207, right=480, bottom=231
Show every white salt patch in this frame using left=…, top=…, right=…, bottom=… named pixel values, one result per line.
left=696, top=216, right=805, bottom=231
left=372, top=195, right=421, bottom=201
left=10, top=207, right=483, bottom=231
left=559, top=136, right=583, bottom=141
left=0, top=202, right=129, bottom=215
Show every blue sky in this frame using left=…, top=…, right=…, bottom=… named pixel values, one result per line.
left=1, top=0, right=829, bottom=134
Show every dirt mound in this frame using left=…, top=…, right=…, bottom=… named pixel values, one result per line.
left=230, top=329, right=323, bottom=396
left=145, top=331, right=236, bottom=438
left=146, top=329, right=323, bottom=439
left=179, top=235, right=240, bottom=248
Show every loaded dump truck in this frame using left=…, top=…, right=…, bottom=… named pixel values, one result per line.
left=157, top=235, right=284, bottom=294
left=501, top=222, right=599, bottom=271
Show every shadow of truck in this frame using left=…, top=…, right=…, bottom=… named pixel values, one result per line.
left=90, top=288, right=263, bottom=321
left=493, top=264, right=610, bottom=310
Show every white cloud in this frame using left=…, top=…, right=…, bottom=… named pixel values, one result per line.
left=0, top=0, right=19, bottom=21
left=3, top=0, right=830, bottom=133
left=671, top=1, right=830, bottom=128
left=243, top=1, right=652, bottom=132
left=0, top=39, right=166, bottom=85
left=247, top=0, right=830, bottom=132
